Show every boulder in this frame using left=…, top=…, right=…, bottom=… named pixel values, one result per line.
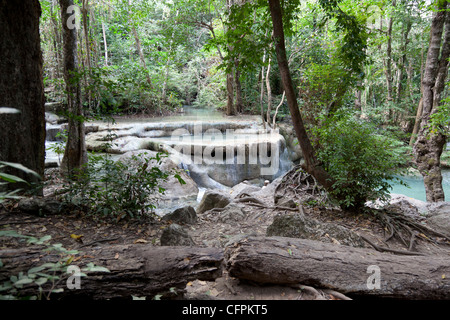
left=229, top=181, right=261, bottom=199
left=426, top=202, right=450, bottom=237
left=214, top=203, right=247, bottom=223
left=160, top=224, right=195, bottom=246
left=277, top=198, right=297, bottom=208
left=162, top=206, right=197, bottom=225
left=196, top=190, right=232, bottom=214
left=17, top=197, right=69, bottom=216
left=266, top=213, right=366, bottom=248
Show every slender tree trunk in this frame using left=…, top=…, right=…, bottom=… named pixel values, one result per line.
left=51, top=0, right=62, bottom=80
left=260, top=65, right=266, bottom=126
left=81, top=0, right=91, bottom=71
left=384, top=11, right=394, bottom=103
left=0, top=0, right=46, bottom=187
left=265, top=56, right=272, bottom=127
left=413, top=1, right=450, bottom=202
left=59, top=0, right=88, bottom=178
left=128, top=1, right=152, bottom=89
left=234, top=58, right=244, bottom=113
left=226, top=73, right=235, bottom=116
left=268, top=0, right=334, bottom=191
left=395, top=20, right=412, bottom=104
left=81, top=0, right=92, bottom=110
left=410, top=98, right=423, bottom=146
left=101, top=21, right=108, bottom=66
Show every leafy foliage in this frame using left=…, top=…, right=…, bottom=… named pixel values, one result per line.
left=62, top=152, right=184, bottom=220
left=312, top=111, right=409, bottom=210
left=0, top=230, right=109, bottom=300
left=0, top=161, right=41, bottom=204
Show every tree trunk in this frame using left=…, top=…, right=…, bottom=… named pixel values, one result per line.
left=224, top=236, right=450, bottom=299
left=59, top=0, right=88, bottom=179
left=409, top=98, right=423, bottom=146
left=395, top=20, right=412, bottom=104
left=384, top=3, right=395, bottom=105
left=0, top=244, right=223, bottom=300
left=226, top=73, right=235, bottom=116
left=266, top=56, right=273, bottom=127
left=260, top=62, right=266, bottom=127
left=0, top=0, right=46, bottom=186
left=234, top=58, right=244, bottom=113
left=413, top=1, right=450, bottom=202
left=51, top=0, right=62, bottom=80
left=81, top=0, right=91, bottom=72
left=268, top=0, right=334, bottom=191
left=101, top=21, right=109, bottom=66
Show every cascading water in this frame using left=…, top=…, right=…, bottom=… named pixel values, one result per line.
left=44, top=106, right=294, bottom=213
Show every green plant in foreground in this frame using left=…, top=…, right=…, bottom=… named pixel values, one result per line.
left=62, top=151, right=185, bottom=220
left=0, top=230, right=109, bottom=300
left=312, top=112, right=409, bottom=210
left=0, top=161, right=41, bottom=203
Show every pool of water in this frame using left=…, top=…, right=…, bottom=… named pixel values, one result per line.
left=111, top=106, right=260, bottom=123
left=389, top=169, right=450, bottom=202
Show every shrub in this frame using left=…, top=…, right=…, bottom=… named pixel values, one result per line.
left=312, top=112, right=408, bottom=210
left=62, top=152, right=184, bottom=220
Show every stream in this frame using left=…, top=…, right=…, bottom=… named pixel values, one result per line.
left=389, top=169, right=450, bottom=202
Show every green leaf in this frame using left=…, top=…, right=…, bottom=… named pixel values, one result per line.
left=51, top=288, right=64, bottom=294
left=28, top=263, right=58, bottom=274
left=14, top=277, right=33, bottom=287
left=0, top=172, right=28, bottom=183
left=34, top=277, right=48, bottom=286
left=0, top=161, right=41, bottom=179
left=82, top=263, right=110, bottom=273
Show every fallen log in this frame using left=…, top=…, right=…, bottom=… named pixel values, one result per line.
left=0, top=244, right=223, bottom=300
left=224, top=236, right=450, bottom=299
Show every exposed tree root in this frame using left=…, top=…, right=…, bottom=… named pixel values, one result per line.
left=273, top=164, right=450, bottom=254
left=274, top=164, right=330, bottom=206
left=372, top=209, right=450, bottom=251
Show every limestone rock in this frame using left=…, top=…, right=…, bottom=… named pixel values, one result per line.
left=17, top=197, right=68, bottom=216
left=162, top=206, right=197, bottom=225
left=160, top=224, right=195, bottom=246
left=229, top=181, right=261, bottom=199
left=214, top=203, right=247, bottom=223
left=196, top=190, right=231, bottom=214
left=426, top=203, right=450, bottom=236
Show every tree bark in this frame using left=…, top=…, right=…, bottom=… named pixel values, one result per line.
left=101, top=21, right=109, bottom=66
left=226, top=73, right=235, bottom=116
left=0, top=244, right=223, bottom=300
left=59, top=0, right=88, bottom=178
left=266, top=56, right=273, bottom=127
left=413, top=1, right=450, bottom=202
left=384, top=2, right=395, bottom=105
left=395, top=19, right=412, bottom=104
left=234, top=58, right=244, bottom=113
left=225, top=236, right=450, bottom=299
left=268, top=0, right=334, bottom=191
left=410, top=98, right=423, bottom=146
left=0, top=0, right=46, bottom=186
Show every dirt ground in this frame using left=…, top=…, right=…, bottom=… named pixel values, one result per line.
left=1, top=168, right=449, bottom=300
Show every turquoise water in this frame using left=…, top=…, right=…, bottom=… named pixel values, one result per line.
left=389, top=169, right=450, bottom=202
